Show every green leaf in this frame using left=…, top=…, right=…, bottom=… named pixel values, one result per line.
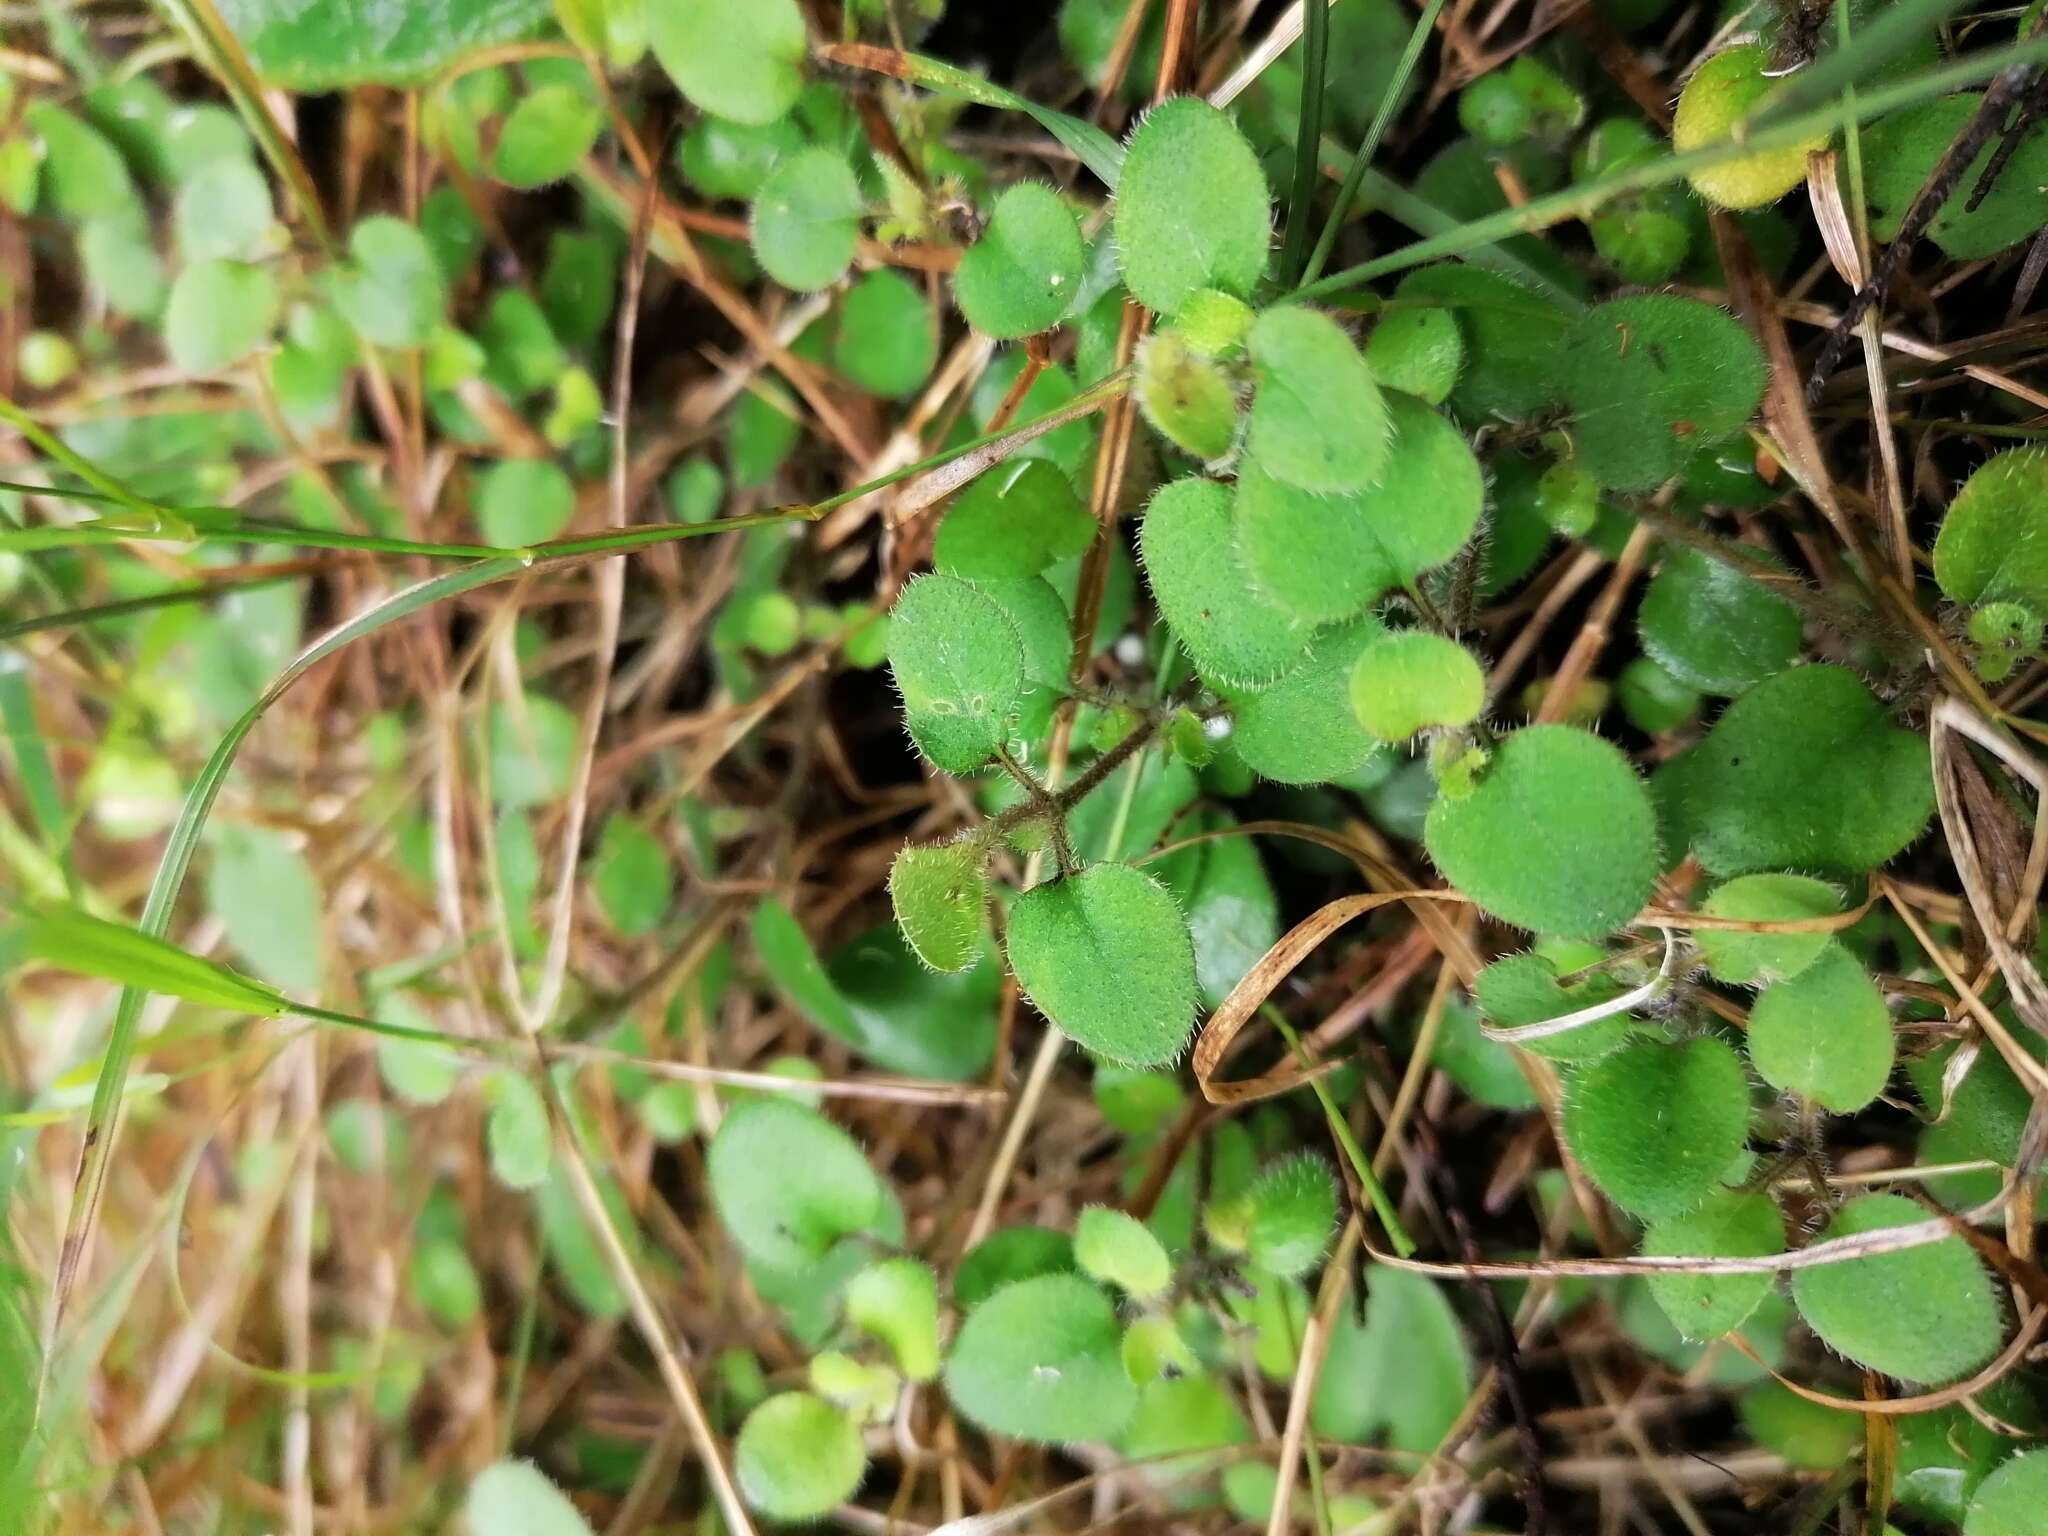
left=828, top=922, right=1001, bottom=1080
left=1155, top=808, right=1280, bottom=1010
left=650, top=0, right=807, bottom=125
left=1637, top=548, right=1801, bottom=696
left=488, top=693, right=581, bottom=808
left=846, top=1258, right=941, bottom=1381
left=954, top=182, right=1086, bottom=339
left=1074, top=1205, right=1172, bottom=1298
left=1113, top=97, right=1271, bottom=316
left=1237, top=394, right=1480, bottom=622
left=493, top=85, right=604, bottom=188
left=1425, top=725, right=1658, bottom=939
left=375, top=995, right=463, bottom=1106
left=1364, top=305, right=1464, bottom=404
left=886, top=573, right=1027, bottom=774
left=165, top=259, right=279, bottom=373
left=1559, top=295, right=1767, bottom=491
left=1006, top=862, right=1197, bottom=1067
left=934, top=459, right=1094, bottom=581
left=707, top=1098, right=882, bottom=1270
left=1738, top=1381, right=1862, bottom=1471
left=1790, top=1193, right=2003, bottom=1384
left=27, top=105, right=136, bottom=220
left=332, top=216, right=447, bottom=349
left=678, top=112, right=806, bottom=201
left=1139, top=476, right=1310, bottom=688
left=1133, top=330, right=1242, bottom=462
left=591, top=814, right=673, bottom=938
left=1867, top=95, right=2048, bottom=259
left=1563, top=1036, right=1751, bottom=1219
left=1933, top=448, right=2048, bottom=611
left=205, top=822, right=323, bottom=995
left=734, top=1393, right=866, bottom=1521
left=8, top=903, right=287, bottom=1015
left=1642, top=1189, right=1782, bottom=1340
left=474, top=458, right=575, bottom=548
left=538, top=1159, right=632, bottom=1319
left=1968, top=1450, right=2048, bottom=1536
left=831, top=269, right=936, bottom=398
left=173, top=156, right=275, bottom=263
left=1695, top=873, right=1841, bottom=986
left=1746, top=943, right=1894, bottom=1113
left=1311, top=1266, right=1471, bottom=1452
left=484, top=1072, right=551, bottom=1190
left=465, top=1458, right=599, bottom=1536
left=1244, top=305, right=1389, bottom=494
left=216, top=0, right=553, bottom=88
left=1246, top=1154, right=1336, bottom=1279
left=887, top=841, right=986, bottom=973
left=955, top=1226, right=1074, bottom=1309
left=1349, top=629, right=1484, bottom=742
left=1657, top=666, right=1933, bottom=876
left=944, top=1272, right=1137, bottom=1442
left=1394, top=264, right=1568, bottom=421
left=409, top=1236, right=482, bottom=1330
left=1223, top=620, right=1386, bottom=786
left=750, top=147, right=862, bottom=291
left=1473, top=946, right=1632, bottom=1062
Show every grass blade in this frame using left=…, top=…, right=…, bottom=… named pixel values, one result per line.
left=7, top=905, right=289, bottom=1016
left=1293, top=29, right=2048, bottom=298
left=1277, top=0, right=1331, bottom=282
left=1303, top=0, right=1448, bottom=285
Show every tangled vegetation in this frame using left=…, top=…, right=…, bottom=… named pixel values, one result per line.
left=5, top=0, right=2048, bottom=1531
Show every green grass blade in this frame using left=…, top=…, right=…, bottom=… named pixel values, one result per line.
left=1293, top=30, right=2048, bottom=298
left=7, top=904, right=290, bottom=1015
left=0, top=574, right=294, bottom=643
left=1303, top=0, right=1449, bottom=285
left=0, top=665, right=75, bottom=899
left=1277, top=0, right=1332, bottom=282
left=813, top=42, right=1126, bottom=188
left=40, top=556, right=525, bottom=1383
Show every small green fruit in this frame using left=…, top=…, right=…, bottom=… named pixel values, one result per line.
left=17, top=330, right=78, bottom=390
left=1074, top=1204, right=1173, bottom=1298
left=1135, top=329, right=1241, bottom=463
left=1348, top=629, right=1485, bottom=742
left=1673, top=45, right=1828, bottom=209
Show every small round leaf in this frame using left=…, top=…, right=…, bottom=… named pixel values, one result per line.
left=935, top=459, right=1094, bottom=580
left=1933, top=448, right=2048, bottom=613
left=485, top=1072, right=551, bottom=1191
left=734, top=1392, right=866, bottom=1521
left=887, top=840, right=987, bottom=973
left=954, top=182, right=1085, bottom=339
left=466, top=1459, right=599, bottom=1536
left=944, top=1272, right=1137, bottom=1442
left=845, top=1257, right=941, bottom=1381
left=1074, top=1205, right=1172, bottom=1298
left=1746, top=943, right=1894, bottom=1113
left=1643, top=1189, right=1783, bottom=1340
left=333, top=216, right=447, bottom=349
left=165, top=259, right=278, bottom=373
left=1424, top=725, right=1659, bottom=939
left=1247, top=1154, right=1337, bottom=1279
left=1563, top=1036, right=1752, bottom=1220
left=1113, top=97, right=1271, bottom=316
left=1559, top=295, right=1766, bottom=492
left=1637, top=547, right=1802, bottom=696
left=1245, top=305, right=1389, bottom=494
left=1006, top=863, right=1197, bottom=1066
left=493, top=85, right=604, bottom=188
left=832, top=268, right=937, bottom=398
left=1223, top=621, right=1385, bottom=786
left=1349, top=629, right=1484, bottom=742
left=650, top=0, right=807, bottom=125
left=475, top=458, right=575, bottom=547
left=886, top=574, right=1027, bottom=774
left=1473, top=947, right=1632, bottom=1062
left=1790, top=1193, right=2003, bottom=1384
left=1968, top=1450, right=2048, bottom=1536
left=1139, top=476, right=1310, bottom=688
left=1674, top=46, right=1829, bottom=209
left=751, top=148, right=863, bottom=292
left=707, top=1098, right=882, bottom=1270
left=1695, top=873, right=1841, bottom=985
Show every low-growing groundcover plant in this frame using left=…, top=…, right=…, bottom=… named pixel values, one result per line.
left=4, top=0, right=2048, bottom=1531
